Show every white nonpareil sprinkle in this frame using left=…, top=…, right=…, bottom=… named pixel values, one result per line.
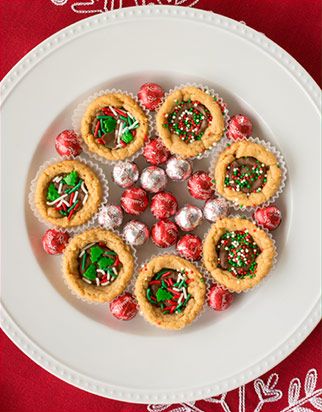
left=73, top=190, right=79, bottom=202
left=82, top=193, right=88, bottom=205
left=58, top=182, right=63, bottom=194
left=95, top=278, right=100, bottom=286
left=100, top=281, right=109, bottom=286
left=82, top=278, right=92, bottom=284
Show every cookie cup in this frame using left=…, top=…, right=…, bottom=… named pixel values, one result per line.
left=135, top=254, right=206, bottom=330
left=30, top=157, right=108, bottom=231
left=203, top=217, right=276, bottom=293
left=73, top=89, right=151, bottom=163
left=211, top=137, right=286, bottom=209
left=63, top=228, right=135, bottom=303
left=155, top=85, right=228, bottom=159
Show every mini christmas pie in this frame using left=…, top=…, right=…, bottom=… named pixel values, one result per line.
left=214, top=140, right=282, bottom=207
left=81, top=93, right=149, bottom=161
left=135, top=254, right=206, bottom=330
left=63, top=228, right=134, bottom=303
left=155, top=86, right=225, bottom=158
left=203, top=217, right=276, bottom=292
left=34, top=159, right=102, bottom=228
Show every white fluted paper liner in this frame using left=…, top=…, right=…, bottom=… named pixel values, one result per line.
left=71, top=88, right=152, bottom=165
left=209, top=136, right=287, bottom=212
left=28, top=156, right=109, bottom=233
left=201, top=214, right=278, bottom=294
left=60, top=227, right=138, bottom=305
left=152, top=82, right=230, bottom=161
left=132, top=251, right=210, bottom=330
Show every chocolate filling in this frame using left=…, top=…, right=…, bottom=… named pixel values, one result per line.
left=78, top=242, right=122, bottom=286
left=164, top=100, right=212, bottom=143
left=216, top=230, right=261, bottom=278
left=224, top=156, right=268, bottom=195
left=146, top=268, right=191, bottom=314
left=91, top=106, right=139, bottom=149
left=46, top=171, right=88, bottom=218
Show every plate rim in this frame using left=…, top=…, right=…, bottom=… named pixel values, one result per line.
left=1, top=5, right=321, bottom=404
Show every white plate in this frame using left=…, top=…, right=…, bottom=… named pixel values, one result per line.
left=1, top=6, right=321, bottom=404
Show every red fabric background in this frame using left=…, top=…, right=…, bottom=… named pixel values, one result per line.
left=0, top=1, right=321, bottom=411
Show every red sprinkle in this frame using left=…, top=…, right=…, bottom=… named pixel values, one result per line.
left=161, top=271, right=173, bottom=278
left=149, top=280, right=161, bottom=285
left=94, top=121, right=100, bottom=137
left=97, top=138, right=105, bottom=145
left=114, top=108, right=127, bottom=116
left=113, top=256, right=120, bottom=267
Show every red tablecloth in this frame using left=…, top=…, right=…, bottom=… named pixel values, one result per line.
left=0, top=1, right=321, bottom=411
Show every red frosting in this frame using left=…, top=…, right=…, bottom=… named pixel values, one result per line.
left=55, top=130, right=82, bottom=157
left=109, top=292, right=138, bottom=321
left=137, top=83, right=164, bottom=111
left=176, top=234, right=202, bottom=261
left=208, top=284, right=234, bottom=311
left=143, top=138, right=170, bottom=165
left=227, top=114, right=253, bottom=140
left=150, top=191, right=178, bottom=219
left=151, top=219, right=179, bottom=248
left=187, top=171, right=214, bottom=200
left=41, top=229, right=70, bottom=255
left=253, top=205, right=282, bottom=231
left=120, top=187, right=149, bottom=215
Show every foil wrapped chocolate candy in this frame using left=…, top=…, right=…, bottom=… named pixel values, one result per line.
left=98, top=204, right=123, bottom=229
left=175, top=205, right=203, bottom=232
left=123, top=220, right=149, bottom=246
left=165, top=156, right=192, bottom=181
left=112, top=161, right=139, bottom=188
left=140, top=166, right=167, bottom=193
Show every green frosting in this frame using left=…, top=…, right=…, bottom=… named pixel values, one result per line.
left=63, top=170, right=79, bottom=186
left=89, top=245, right=104, bottom=263
left=121, top=130, right=134, bottom=144
left=156, top=288, right=173, bottom=302
left=83, top=264, right=97, bottom=281
left=101, top=116, right=117, bottom=133
left=47, top=183, right=60, bottom=201
left=97, top=256, right=114, bottom=270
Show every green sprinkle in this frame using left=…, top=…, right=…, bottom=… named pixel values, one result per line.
left=100, top=116, right=116, bottom=133
left=155, top=268, right=171, bottom=279
left=81, top=252, right=87, bottom=272
left=119, top=115, right=128, bottom=123
left=65, top=180, right=83, bottom=194
left=103, top=250, right=117, bottom=256
left=89, top=245, right=104, bottom=263
left=97, top=256, right=114, bottom=270
left=83, top=264, right=96, bottom=281
left=147, top=288, right=156, bottom=304
left=156, top=288, right=173, bottom=302
left=67, top=200, right=79, bottom=213
left=47, top=183, right=60, bottom=201
left=63, top=171, right=78, bottom=186
left=121, top=130, right=134, bottom=144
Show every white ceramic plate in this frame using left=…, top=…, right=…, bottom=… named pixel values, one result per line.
left=1, top=6, right=321, bottom=404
